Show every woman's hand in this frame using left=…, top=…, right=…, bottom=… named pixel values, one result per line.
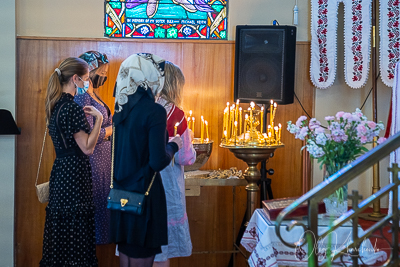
left=83, top=106, right=103, bottom=120
left=169, top=135, right=183, bottom=150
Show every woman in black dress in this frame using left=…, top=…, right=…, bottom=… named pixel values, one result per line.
left=111, top=53, right=182, bottom=267
left=41, top=57, right=103, bottom=266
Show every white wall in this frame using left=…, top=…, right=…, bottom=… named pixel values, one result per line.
left=16, top=0, right=310, bottom=41
left=0, top=0, right=16, bottom=266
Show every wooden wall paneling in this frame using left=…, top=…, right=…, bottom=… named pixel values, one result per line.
left=15, top=37, right=312, bottom=267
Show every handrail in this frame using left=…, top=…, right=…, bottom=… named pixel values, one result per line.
left=275, top=130, right=400, bottom=266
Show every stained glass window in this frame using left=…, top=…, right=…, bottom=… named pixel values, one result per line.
left=104, top=0, right=228, bottom=39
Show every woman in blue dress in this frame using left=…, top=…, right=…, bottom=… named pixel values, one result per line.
left=74, top=51, right=113, bottom=245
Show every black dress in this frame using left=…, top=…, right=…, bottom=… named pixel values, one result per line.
left=40, top=93, right=98, bottom=267
left=110, top=91, right=178, bottom=258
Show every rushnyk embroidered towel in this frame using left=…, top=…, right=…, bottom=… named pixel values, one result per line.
left=388, top=62, right=400, bottom=216
left=311, top=0, right=372, bottom=89
left=379, top=0, right=400, bottom=87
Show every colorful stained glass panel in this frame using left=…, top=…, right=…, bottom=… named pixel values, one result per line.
left=104, top=0, right=228, bottom=39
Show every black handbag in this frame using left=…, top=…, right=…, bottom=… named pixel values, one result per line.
left=107, top=125, right=156, bottom=215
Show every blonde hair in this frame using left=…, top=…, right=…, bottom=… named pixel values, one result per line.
left=45, top=57, right=88, bottom=123
left=161, top=61, right=185, bottom=107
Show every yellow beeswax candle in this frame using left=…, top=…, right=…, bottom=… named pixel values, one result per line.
left=278, top=123, right=282, bottom=143
left=192, top=117, right=195, bottom=134
left=200, top=116, right=204, bottom=143
left=245, top=114, right=249, bottom=132
left=270, top=100, right=273, bottom=127
left=273, top=103, right=277, bottom=123
left=234, top=121, right=238, bottom=145
left=261, top=106, right=264, bottom=133
left=174, top=122, right=179, bottom=136
left=187, top=116, right=191, bottom=130
left=274, top=126, right=279, bottom=143
left=235, top=99, right=239, bottom=124
left=239, top=107, right=242, bottom=136
left=205, top=120, right=209, bottom=141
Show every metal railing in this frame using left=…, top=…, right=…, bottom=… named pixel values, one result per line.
left=275, top=131, right=400, bottom=266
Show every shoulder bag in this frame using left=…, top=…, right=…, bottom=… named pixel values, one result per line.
left=107, top=125, right=156, bottom=215
left=35, top=129, right=49, bottom=203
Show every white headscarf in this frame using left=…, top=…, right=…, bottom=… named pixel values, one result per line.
left=114, top=53, right=165, bottom=113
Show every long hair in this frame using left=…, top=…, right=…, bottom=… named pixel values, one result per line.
left=161, top=61, right=185, bottom=107
left=45, top=57, right=88, bottom=123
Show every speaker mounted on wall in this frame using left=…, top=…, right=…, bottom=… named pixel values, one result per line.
left=234, top=25, right=297, bottom=105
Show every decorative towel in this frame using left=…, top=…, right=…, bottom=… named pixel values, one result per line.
left=388, top=62, right=400, bottom=216
left=379, top=0, right=400, bottom=87
left=310, top=0, right=372, bottom=89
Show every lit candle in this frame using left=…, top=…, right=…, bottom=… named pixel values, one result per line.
left=192, top=117, right=195, bottom=134
left=260, top=106, right=264, bottom=133
left=174, top=122, right=180, bottom=136
left=235, top=99, right=239, bottom=125
left=244, top=114, right=249, bottom=132
left=270, top=100, right=273, bottom=128
left=224, top=130, right=227, bottom=140
left=268, top=132, right=272, bottom=144
left=223, top=107, right=228, bottom=139
left=205, top=120, right=209, bottom=141
left=226, top=102, right=230, bottom=138
left=273, top=103, right=277, bottom=123
left=278, top=123, right=282, bottom=143
left=268, top=125, right=272, bottom=140
left=187, top=116, right=191, bottom=131
left=234, top=121, right=238, bottom=145
left=274, top=126, right=279, bottom=143
left=201, top=116, right=204, bottom=143
left=239, top=107, right=242, bottom=136
left=263, top=133, right=268, bottom=145
left=230, top=105, right=235, bottom=139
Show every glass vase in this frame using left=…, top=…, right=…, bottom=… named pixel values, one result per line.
left=322, top=164, right=348, bottom=217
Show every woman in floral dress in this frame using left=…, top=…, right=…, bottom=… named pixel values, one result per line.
left=75, top=51, right=112, bottom=244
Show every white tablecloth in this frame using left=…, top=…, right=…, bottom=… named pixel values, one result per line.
left=241, top=209, right=387, bottom=267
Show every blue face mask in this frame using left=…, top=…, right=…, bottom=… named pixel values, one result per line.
left=75, top=76, right=90, bottom=95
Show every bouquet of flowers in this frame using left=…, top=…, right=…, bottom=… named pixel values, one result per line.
left=287, top=108, right=386, bottom=205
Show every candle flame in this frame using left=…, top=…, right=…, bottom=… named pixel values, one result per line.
left=274, top=126, right=278, bottom=130
left=278, top=123, right=282, bottom=128
left=192, top=117, right=195, bottom=121
left=201, top=115, right=204, bottom=122
left=270, top=100, right=273, bottom=104
left=250, top=102, right=255, bottom=108
left=261, top=106, right=264, bottom=111
left=234, top=121, right=237, bottom=126
left=227, top=102, right=229, bottom=107
left=189, top=110, right=192, bottom=116
left=274, top=103, right=277, bottom=108
left=245, top=114, right=249, bottom=119
left=239, top=107, right=242, bottom=111
left=205, top=120, right=208, bottom=125
left=263, top=133, right=268, bottom=138
left=236, top=99, right=240, bottom=105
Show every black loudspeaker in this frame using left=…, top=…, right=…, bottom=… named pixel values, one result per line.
left=234, top=25, right=297, bottom=104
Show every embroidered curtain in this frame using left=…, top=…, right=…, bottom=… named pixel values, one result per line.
left=311, top=0, right=372, bottom=89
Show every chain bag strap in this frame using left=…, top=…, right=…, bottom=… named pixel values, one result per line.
left=35, top=128, right=50, bottom=203
left=107, top=124, right=156, bottom=215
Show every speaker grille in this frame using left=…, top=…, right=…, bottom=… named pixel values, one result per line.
left=234, top=26, right=296, bottom=104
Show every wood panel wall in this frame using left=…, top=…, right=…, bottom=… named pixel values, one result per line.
left=15, top=37, right=313, bottom=267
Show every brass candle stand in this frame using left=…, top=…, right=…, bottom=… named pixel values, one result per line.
left=221, top=144, right=284, bottom=223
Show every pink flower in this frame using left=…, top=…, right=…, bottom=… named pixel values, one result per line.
left=367, top=121, right=376, bottom=130
left=325, top=116, right=335, bottom=121
left=357, top=125, right=367, bottom=135
left=360, top=136, right=367, bottom=143
left=336, top=111, right=345, bottom=120
left=309, top=118, right=321, bottom=130
left=343, top=113, right=353, bottom=121
left=377, top=137, right=387, bottom=144
left=296, top=116, right=307, bottom=127
left=315, top=126, right=325, bottom=134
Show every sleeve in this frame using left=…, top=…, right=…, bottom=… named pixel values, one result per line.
left=65, top=102, right=90, bottom=136
left=147, top=105, right=179, bottom=172
left=74, top=94, right=106, bottom=144
left=174, top=127, right=196, bottom=166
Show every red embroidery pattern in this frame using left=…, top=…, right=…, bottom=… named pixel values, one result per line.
left=317, top=0, right=329, bottom=83
left=387, top=0, right=400, bottom=80
left=351, top=0, right=364, bottom=82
